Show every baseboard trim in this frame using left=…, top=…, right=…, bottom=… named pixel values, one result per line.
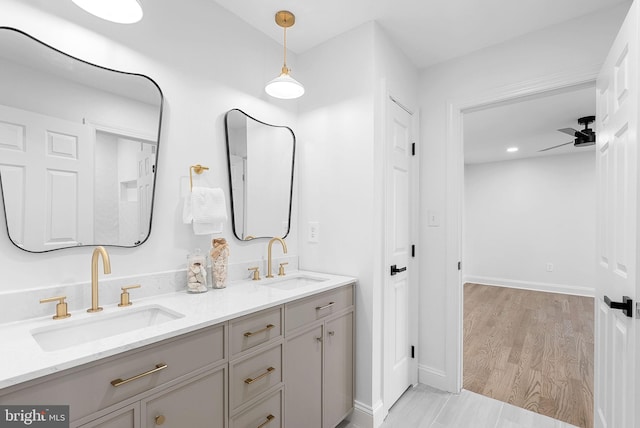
left=349, top=400, right=385, bottom=428
left=463, top=275, right=594, bottom=297
left=418, top=365, right=453, bottom=392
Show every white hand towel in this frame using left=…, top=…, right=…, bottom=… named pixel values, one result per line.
left=190, top=187, right=227, bottom=235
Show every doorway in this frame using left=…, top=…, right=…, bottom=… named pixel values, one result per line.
left=461, top=84, right=597, bottom=427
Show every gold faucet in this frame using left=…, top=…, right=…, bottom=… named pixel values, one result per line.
left=266, top=237, right=287, bottom=278
left=88, top=246, right=111, bottom=313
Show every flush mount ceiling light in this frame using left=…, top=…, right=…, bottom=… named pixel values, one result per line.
left=507, top=147, right=519, bottom=153
left=265, top=10, right=305, bottom=100
left=72, top=0, right=143, bottom=24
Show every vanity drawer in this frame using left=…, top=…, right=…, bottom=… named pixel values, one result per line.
left=230, top=388, right=283, bottom=428
left=230, top=306, right=282, bottom=358
left=285, top=284, right=353, bottom=333
left=0, top=323, right=226, bottom=422
left=229, top=342, right=283, bottom=412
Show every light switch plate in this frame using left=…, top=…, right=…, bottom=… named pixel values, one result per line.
left=427, top=210, right=440, bottom=227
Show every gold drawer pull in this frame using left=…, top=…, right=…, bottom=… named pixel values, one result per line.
left=257, top=414, right=275, bottom=428
left=244, top=366, right=276, bottom=384
left=315, top=301, right=335, bottom=311
left=244, top=324, right=275, bottom=337
left=155, top=415, right=166, bottom=425
left=110, top=363, right=168, bottom=387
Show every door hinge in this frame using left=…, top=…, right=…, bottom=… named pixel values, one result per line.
left=411, top=245, right=415, bottom=257
left=411, top=345, right=415, bottom=359
left=458, top=261, right=462, bottom=271
left=412, top=142, right=416, bottom=156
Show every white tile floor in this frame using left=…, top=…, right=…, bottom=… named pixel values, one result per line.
left=338, top=385, right=579, bottom=428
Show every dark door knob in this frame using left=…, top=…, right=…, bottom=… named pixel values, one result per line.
left=390, top=265, right=407, bottom=276
left=604, top=295, right=633, bottom=318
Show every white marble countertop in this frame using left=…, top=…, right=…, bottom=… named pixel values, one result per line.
left=0, top=270, right=355, bottom=390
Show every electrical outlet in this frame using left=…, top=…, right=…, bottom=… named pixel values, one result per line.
left=308, top=221, right=319, bottom=243
left=546, top=263, right=554, bottom=272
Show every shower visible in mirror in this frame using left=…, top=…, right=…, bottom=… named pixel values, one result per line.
left=224, top=109, right=295, bottom=241
left=0, top=27, right=163, bottom=252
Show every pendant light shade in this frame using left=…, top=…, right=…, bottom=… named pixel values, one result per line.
left=265, top=68, right=305, bottom=99
left=72, top=0, right=143, bottom=24
left=265, top=11, right=304, bottom=99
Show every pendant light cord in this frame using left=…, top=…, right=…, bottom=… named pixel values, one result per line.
left=283, top=27, right=288, bottom=72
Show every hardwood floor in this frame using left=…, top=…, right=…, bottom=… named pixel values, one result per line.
left=337, top=385, right=579, bottom=427
left=463, top=283, right=594, bottom=428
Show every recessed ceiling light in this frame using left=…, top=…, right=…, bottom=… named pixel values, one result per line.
left=506, top=147, right=518, bottom=153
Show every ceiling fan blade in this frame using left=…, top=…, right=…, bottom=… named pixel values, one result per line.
left=538, top=141, right=574, bottom=152
left=557, top=128, right=578, bottom=137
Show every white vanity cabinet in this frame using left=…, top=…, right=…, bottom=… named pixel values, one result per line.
left=284, top=284, right=355, bottom=428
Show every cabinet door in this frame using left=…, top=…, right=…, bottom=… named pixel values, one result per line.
left=323, top=312, right=354, bottom=428
left=284, top=325, right=322, bottom=428
left=75, top=404, right=138, bottom=428
left=142, top=366, right=226, bottom=428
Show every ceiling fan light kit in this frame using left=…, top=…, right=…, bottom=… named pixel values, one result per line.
left=539, top=115, right=596, bottom=152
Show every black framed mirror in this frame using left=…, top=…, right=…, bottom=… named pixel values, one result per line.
left=0, top=27, right=163, bottom=252
left=224, top=109, right=295, bottom=241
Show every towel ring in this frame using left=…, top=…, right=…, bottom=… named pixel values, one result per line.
left=189, top=164, right=209, bottom=191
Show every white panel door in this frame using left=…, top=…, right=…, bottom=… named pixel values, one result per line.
left=383, top=98, right=413, bottom=412
left=594, top=2, right=639, bottom=427
left=0, top=104, right=93, bottom=251
left=136, top=142, right=155, bottom=243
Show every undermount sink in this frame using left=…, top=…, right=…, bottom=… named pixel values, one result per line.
left=262, top=273, right=328, bottom=290
left=31, top=304, right=184, bottom=352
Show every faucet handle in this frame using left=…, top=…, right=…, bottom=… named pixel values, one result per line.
left=248, top=266, right=261, bottom=281
left=278, top=262, right=289, bottom=276
left=118, top=284, right=141, bottom=307
left=40, top=295, right=71, bottom=320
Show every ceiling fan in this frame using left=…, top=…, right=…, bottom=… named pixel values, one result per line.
left=539, top=115, right=596, bottom=152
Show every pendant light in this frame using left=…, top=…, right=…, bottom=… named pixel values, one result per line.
left=72, top=0, right=143, bottom=24
left=265, top=11, right=305, bottom=99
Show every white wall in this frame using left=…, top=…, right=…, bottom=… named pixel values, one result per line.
left=418, top=2, right=630, bottom=392
left=297, top=21, right=377, bottom=420
left=94, top=132, right=119, bottom=244
left=0, top=0, right=298, bottom=290
left=245, top=124, right=292, bottom=238
left=464, top=152, right=596, bottom=295
left=297, top=21, right=418, bottom=426
left=0, top=58, right=159, bottom=136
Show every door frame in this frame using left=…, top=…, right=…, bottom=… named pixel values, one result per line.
left=445, top=65, right=602, bottom=392
left=382, top=90, right=420, bottom=416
